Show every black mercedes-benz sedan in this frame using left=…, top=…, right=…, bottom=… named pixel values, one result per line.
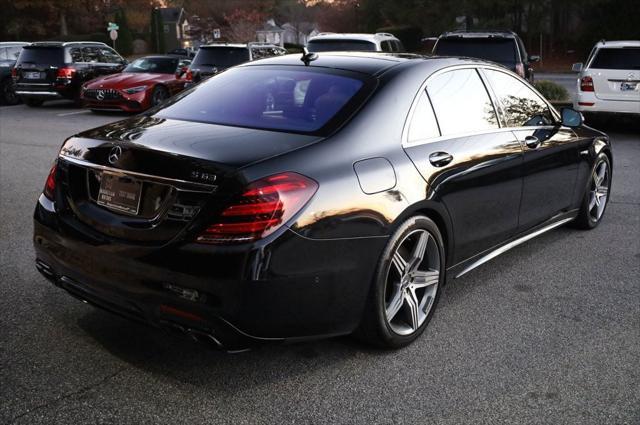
left=33, top=52, right=612, bottom=350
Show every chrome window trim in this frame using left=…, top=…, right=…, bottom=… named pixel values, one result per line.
left=401, top=63, right=561, bottom=149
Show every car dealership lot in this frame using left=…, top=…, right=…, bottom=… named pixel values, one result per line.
left=1, top=101, right=638, bottom=424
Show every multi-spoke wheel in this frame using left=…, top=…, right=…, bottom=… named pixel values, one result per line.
left=574, top=152, right=612, bottom=229
left=151, top=85, right=169, bottom=106
left=357, top=215, right=444, bottom=348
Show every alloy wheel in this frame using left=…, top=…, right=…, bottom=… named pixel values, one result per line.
left=588, top=159, right=609, bottom=222
left=384, top=229, right=440, bottom=336
left=152, top=88, right=168, bottom=106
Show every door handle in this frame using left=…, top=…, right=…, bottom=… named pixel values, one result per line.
left=429, top=151, right=453, bottom=167
left=524, top=135, right=541, bottom=149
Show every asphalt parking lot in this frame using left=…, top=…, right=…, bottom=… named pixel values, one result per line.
left=1, top=101, right=638, bottom=425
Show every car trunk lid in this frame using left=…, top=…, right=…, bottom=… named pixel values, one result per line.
left=588, top=47, right=640, bottom=102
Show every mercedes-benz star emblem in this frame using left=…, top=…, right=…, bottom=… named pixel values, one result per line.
left=96, top=90, right=105, bottom=101
left=108, top=146, right=122, bottom=165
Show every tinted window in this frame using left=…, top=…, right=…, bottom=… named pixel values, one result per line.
left=307, top=40, right=377, bottom=52
left=192, top=47, right=250, bottom=68
left=69, top=47, right=83, bottom=62
left=427, top=69, right=498, bottom=135
left=435, top=38, right=517, bottom=63
left=82, top=47, right=100, bottom=62
left=251, top=47, right=284, bottom=60
left=484, top=69, right=555, bottom=127
left=590, top=48, right=640, bottom=70
left=407, top=91, right=440, bottom=142
left=99, top=47, right=122, bottom=64
left=17, top=46, right=64, bottom=65
left=156, top=67, right=368, bottom=134
left=381, top=41, right=393, bottom=52
left=124, top=57, right=179, bottom=74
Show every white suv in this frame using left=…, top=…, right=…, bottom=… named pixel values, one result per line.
left=573, top=40, right=640, bottom=117
left=306, top=33, right=404, bottom=53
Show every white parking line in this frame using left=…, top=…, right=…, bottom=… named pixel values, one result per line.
left=57, top=110, right=90, bottom=116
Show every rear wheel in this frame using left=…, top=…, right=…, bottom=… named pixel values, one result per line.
left=0, top=78, right=20, bottom=105
left=151, top=85, right=169, bottom=106
left=573, top=152, right=611, bottom=229
left=24, top=98, right=44, bottom=107
left=357, top=215, right=444, bottom=348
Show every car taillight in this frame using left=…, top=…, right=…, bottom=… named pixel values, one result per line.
left=43, top=162, right=57, bottom=201
left=515, top=63, right=525, bottom=78
left=580, top=76, right=594, bottom=92
left=10, top=68, right=17, bottom=79
left=197, top=172, right=318, bottom=244
left=185, top=69, right=193, bottom=81
left=56, top=67, right=76, bottom=79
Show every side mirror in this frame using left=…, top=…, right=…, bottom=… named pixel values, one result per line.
left=572, top=62, right=583, bottom=72
left=560, top=107, right=583, bottom=127
left=529, top=55, right=540, bottom=63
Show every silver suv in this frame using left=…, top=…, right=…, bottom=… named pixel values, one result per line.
left=306, top=33, right=404, bottom=53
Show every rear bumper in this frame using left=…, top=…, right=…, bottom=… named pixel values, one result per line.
left=33, top=195, right=386, bottom=349
left=574, top=92, right=640, bottom=115
left=16, top=90, right=64, bottom=99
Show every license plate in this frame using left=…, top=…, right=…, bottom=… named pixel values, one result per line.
left=24, top=72, right=42, bottom=79
left=97, top=172, right=143, bottom=215
left=620, top=82, right=637, bottom=91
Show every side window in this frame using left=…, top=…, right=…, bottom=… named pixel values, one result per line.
left=82, top=47, right=100, bottom=62
left=483, top=69, right=554, bottom=127
left=8, top=47, right=23, bottom=60
left=99, top=48, right=122, bottom=64
left=426, top=69, right=499, bottom=136
left=381, top=41, right=393, bottom=52
left=69, top=47, right=83, bottom=62
left=0, top=48, right=7, bottom=60
left=407, top=90, right=440, bottom=143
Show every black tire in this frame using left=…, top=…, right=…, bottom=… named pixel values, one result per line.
left=24, top=98, right=44, bottom=107
left=151, top=85, right=169, bottom=106
left=356, top=215, right=445, bottom=348
left=0, top=77, right=20, bottom=105
left=573, top=152, right=612, bottom=229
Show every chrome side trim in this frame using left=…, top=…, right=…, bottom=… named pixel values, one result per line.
left=454, top=217, right=574, bottom=278
left=59, top=154, right=217, bottom=193
left=15, top=91, right=61, bottom=96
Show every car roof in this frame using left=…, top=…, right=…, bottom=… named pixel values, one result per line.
left=28, top=41, right=109, bottom=47
left=593, top=40, right=640, bottom=48
left=242, top=52, right=477, bottom=76
left=137, top=55, right=181, bottom=60
left=200, top=42, right=281, bottom=49
left=0, top=42, right=29, bottom=47
left=309, top=33, right=399, bottom=43
left=439, top=30, right=519, bottom=39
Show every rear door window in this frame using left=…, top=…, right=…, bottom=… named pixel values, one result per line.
left=82, top=47, right=101, bottom=63
left=407, top=91, right=440, bottom=143
left=69, top=47, right=83, bottom=62
left=590, top=48, right=640, bottom=70
left=426, top=68, right=499, bottom=136
left=435, top=38, right=517, bottom=63
left=483, top=69, right=555, bottom=127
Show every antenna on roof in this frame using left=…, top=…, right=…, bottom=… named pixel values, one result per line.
left=301, top=47, right=318, bottom=66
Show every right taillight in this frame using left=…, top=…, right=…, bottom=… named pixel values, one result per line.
left=43, top=162, right=57, bottom=201
left=580, top=76, right=594, bottom=92
left=196, top=172, right=318, bottom=244
left=10, top=68, right=17, bottom=80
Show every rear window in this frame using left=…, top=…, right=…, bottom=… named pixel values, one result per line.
left=590, top=48, right=640, bottom=70
left=155, top=67, right=371, bottom=135
left=434, top=38, right=517, bottom=63
left=192, top=47, right=250, bottom=68
left=18, top=46, right=64, bottom=65
left=307, top=40, right=377, bottom=52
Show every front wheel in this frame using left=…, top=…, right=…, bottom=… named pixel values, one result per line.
left=573, top=152, right=611, bottom=229
left=356, top=215, right=445, bottom=348
left=151, top=85, right=169, bottom=106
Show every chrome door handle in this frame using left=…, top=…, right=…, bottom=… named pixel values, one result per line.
left=429, top=151, right=453, bottom=167
left=524, top=136, right=541, bottom=149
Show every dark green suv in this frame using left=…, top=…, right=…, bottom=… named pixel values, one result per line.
left=0, top=42, right=29, bottom=105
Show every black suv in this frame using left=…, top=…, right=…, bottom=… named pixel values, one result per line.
left=0, top=41, right=29, bottom=105
left=187, top=42, right=286, bottom=84
left=433, top=30, right=539, bottom=82
left=14, top=41, right=126, bottom=107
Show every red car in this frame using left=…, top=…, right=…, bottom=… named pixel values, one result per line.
left=81, top=56, right=190, bottom=112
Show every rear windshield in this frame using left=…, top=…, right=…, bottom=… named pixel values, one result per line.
left=18, top=46, right=64, bottom=65
left=590, top=48, right=640, bottom=70
left=155, top=67, right=371, bottom=135
left=435, top=38, right=517, bottom=63
left=307, top=40, right=377, bottom=52
left=192, top=47, right=250, bottom=68
left=124, top=57, right=179, bottom=74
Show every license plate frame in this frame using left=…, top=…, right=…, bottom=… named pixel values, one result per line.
left=97, top=171, right=143, bottom=215
left=620, top=82, right=637, bottom=91
left=24, top=71, right=42, bottom=80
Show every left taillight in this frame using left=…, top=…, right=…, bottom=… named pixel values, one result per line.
left=196, top=172, right=318, bottom=244
left=56, top=67, right=76, bottom=79
left=43, top=162, right=57, bottom=201
left=10, top=68, right=17, bottom=80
